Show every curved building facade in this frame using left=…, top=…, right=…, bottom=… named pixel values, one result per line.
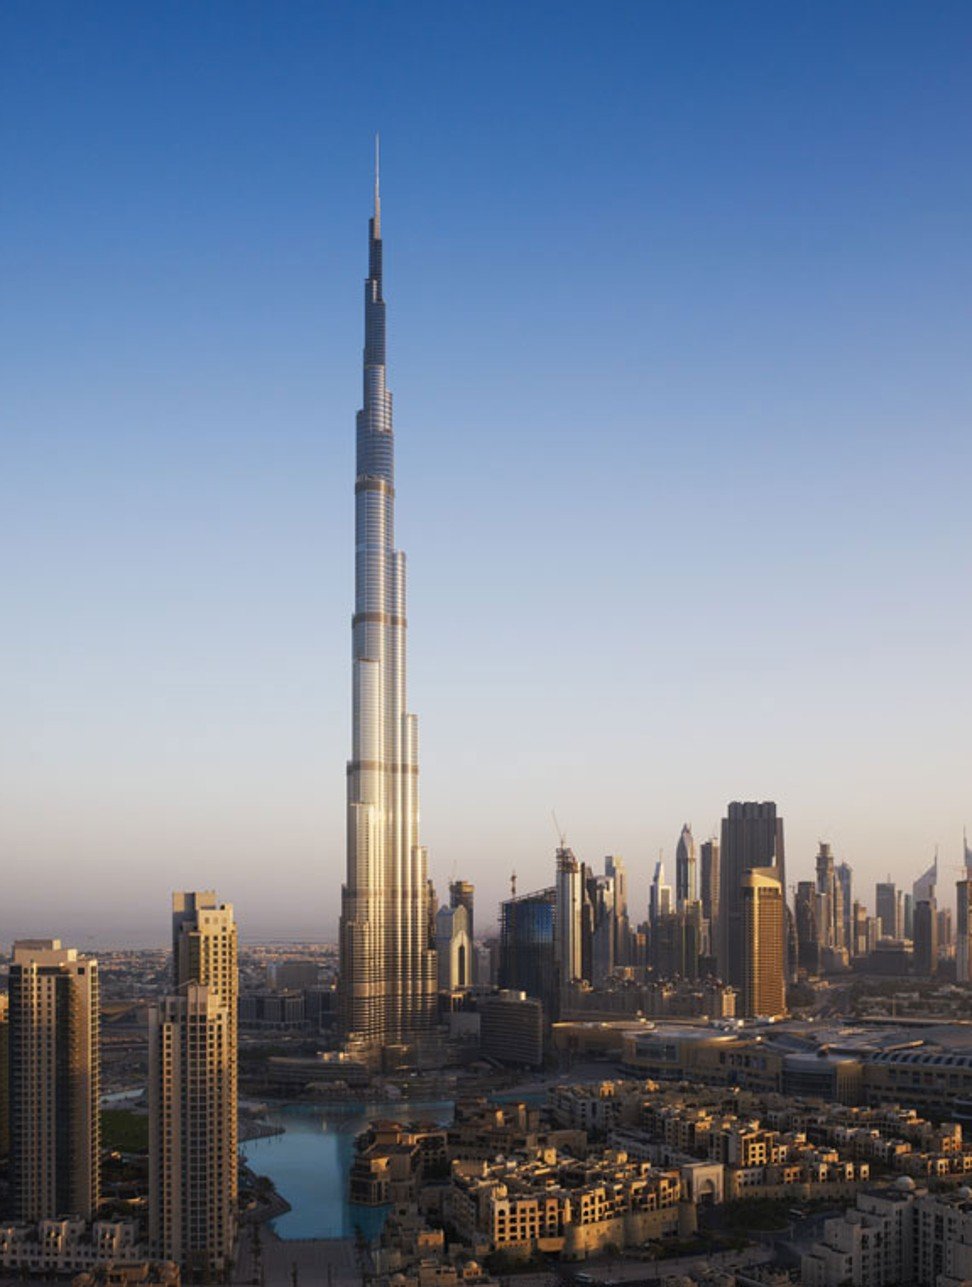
left=338, top=154, right=438, bottom=1043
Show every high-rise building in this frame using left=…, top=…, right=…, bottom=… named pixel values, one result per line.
left=8, top=940, right=100, bottom=1221
left=649, top=858, right=673, bottom=926
left=957, top=880, right=972, bottom=983
left=875, top=881, right=897, bottom=939
left=903, top=892, right=915, bottom=941
left=449, top=881, right=475, bottom=942
left=435, top=904, right=472, bottom=991
left=938, top=907, right=953, bottom=959
left=588, top=873, right=616, bottom=985
left=651, top=904, right=704, bottom=980
left=498, top=887, right=556, bottom=1018
left=741, top=869, right=786, bottom=1018
left=149, top=892, right=238, bottom=1277
left=718, top=802, right=786, bottom=989
left=699, top=839, right=721, bottom=929
left=795, top=881, right=820, bottom=973
left=675, top=824, right=697, bottom=909
left=555, top=847, right=584, bottom=989
left=913, top=900, right=938, bottom=977
left=914, top=854, right=937, bottom=905
left=149, top=990, right=235, bottom=1277
left=836, top=861, right=853, bottom=952
left=605, top=855, right=630, bottom=965
left=815, top=842, right=844, bottom=950
left=338, top=147, right=438, bottom=1044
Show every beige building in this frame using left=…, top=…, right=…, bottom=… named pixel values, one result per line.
left=8, top=940, right=100, bottom=1221
left=741, top=868, right=786, bottom=1018
left=149, top=893, right=238, bottom=1277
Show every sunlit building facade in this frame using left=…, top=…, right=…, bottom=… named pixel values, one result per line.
left=338, top=149, right=438, bottom=1044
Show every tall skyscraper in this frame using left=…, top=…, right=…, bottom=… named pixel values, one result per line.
left=338, top=146, right=438, bottom=1044
left=605, top=855, right=630, bottom=965
left=699, top=839, right=720, bottom=929
left=588, top=873, right=616, bottom=985
left=815, top=842, right=842, bottom=949
left=149, top=893, right=238, bottom=1277
left=8, top=940, right=100, bottom=1221
left=675, top=824, right=697, bottom=908
left=555, top=847, right=584, bottom=988
left=718, top=802, right=786, bottom=989
left=795, top=881, right=820, bottom=973
left=741, top=869, right=786, bottom=1018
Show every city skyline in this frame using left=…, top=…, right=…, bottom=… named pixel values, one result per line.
left=2, top=3, right=971, bottom=944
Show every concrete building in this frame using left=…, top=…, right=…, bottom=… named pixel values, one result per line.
left=8, top=940, right=100, bottom=1221
left=338, top=147, right=438, bottom=1044
left=741, top=868, right=786, bottom=1018
left=149, top=892, right=238, bottom=1277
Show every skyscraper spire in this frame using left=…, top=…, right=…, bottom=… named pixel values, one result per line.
left=338, top=149, right=437, bottom=1045
left=373, top=132, right=381, bottom=237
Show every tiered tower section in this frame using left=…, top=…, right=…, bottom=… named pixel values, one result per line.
left=339, top=148, right=438, bottom=1043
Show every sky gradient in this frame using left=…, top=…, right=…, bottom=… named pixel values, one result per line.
left=2, top=2, right=970, bottom=946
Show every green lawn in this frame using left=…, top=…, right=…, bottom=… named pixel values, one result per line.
left=102, top=1108, right=149, bottom=1153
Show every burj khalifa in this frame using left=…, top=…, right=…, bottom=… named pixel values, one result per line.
left=338, top=145, right=438, bottom=1043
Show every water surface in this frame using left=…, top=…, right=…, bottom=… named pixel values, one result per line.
left=241, top=1101, right=453, bottom=1240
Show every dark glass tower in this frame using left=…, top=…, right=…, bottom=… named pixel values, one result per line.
left=718, top=801, right=786, bottom=989
left=338, top=145, right=438, bottom=1043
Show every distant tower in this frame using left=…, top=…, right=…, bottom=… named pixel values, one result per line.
left=338, top=143, right=438, bottom=1043
left=8, top=940, right=100, bottom=1221
left=150, top=893, right=238, bottom=1277
left=741, top=869, right=786, bottom=1018
left=718, top=802, right=786, bottom=988
left=913, top=900, right=938, bottom=978
left=795, top=881, right=820, bottom=973
left=836, top=861, right=853, bottom=953
left=875, top=880, right=897, bottom=939
left=675, top=824, right=697, bottom=909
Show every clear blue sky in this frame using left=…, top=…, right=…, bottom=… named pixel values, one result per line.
left=2, top=1, right=970, bottom=946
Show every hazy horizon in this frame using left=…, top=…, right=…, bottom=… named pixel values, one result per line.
left=3, top=2, right=970, bottom=950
